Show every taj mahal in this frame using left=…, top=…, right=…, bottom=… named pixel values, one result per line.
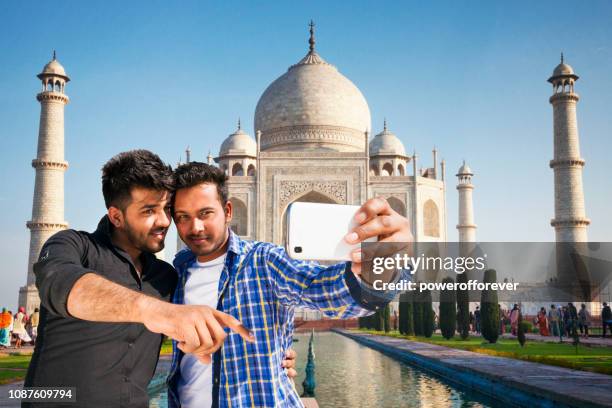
left=19, top=23, right=591, bottom=314
left=183, top=23, right=448, bottom=250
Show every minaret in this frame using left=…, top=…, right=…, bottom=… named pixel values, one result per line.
left=175, top=146, right=192, bottom=253
left=432, top=147, right=438, bottom=179
left=456, top=161, right=476, bottom=243
left=548, top=54, right=589, bottom=242
left=19, top=52, right=70, bottom=313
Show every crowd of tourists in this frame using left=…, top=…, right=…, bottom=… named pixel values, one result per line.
left=0, top=307, right=39, bottom=349
left=495, top=302, right=612, bottom=340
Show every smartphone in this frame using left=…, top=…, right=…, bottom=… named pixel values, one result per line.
left=286, top=202, right=378, bottom=261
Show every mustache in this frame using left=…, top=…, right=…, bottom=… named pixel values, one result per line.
left=187, top=234, right=208, bottom=240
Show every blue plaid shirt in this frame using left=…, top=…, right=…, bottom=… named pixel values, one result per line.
left=167, top=229, right=393, bottom=407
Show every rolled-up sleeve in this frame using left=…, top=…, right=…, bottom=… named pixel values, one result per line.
left=33, top=230, right=93, bottom=318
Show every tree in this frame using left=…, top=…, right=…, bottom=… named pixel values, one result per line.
left=480, top=269, right=500, bottom=343
left=374, top=308, right=383, bottom=331
left=406, top=300, right=415, bottom=335
left=383, top=305, right=391, bottom=333
left=423, top=289, right=434, bottom=338
left=413, top=289, right=426, bottom=336
left=456, top=272, right=470, bottom=339
left=439, top=277, right=457, bottom=340
left=399, top=292, right=414, bottom=335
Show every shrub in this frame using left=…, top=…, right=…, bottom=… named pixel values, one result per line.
left=423, top=289, right=434, bottom=338
left=383, top=304, right=391, bottom=333
left=399, top=292, right=414, bottom=335
left=480, top=269, right=500, bottom=343
left=456, top=272, right=470, bottom=339
left=413, top=292, right=424, bottom=336
left=439, top=277, right=457, bottom=339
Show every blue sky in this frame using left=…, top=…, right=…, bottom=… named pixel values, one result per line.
left=1, top=1, right=611, bottom=309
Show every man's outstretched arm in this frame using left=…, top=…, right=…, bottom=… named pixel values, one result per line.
left=35, top=230, right=253, bottom=363
left=265, top=196, right=413, bottom=317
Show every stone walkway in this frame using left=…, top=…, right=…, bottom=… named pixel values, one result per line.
left=500, top=332, right=612, bottom=347
left=335, top=329, right=612, bottom=408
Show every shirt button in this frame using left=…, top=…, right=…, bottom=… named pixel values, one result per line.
left=214, top=378, right=219, bottom=385
left=124, top=376, right=130, bottom=383
left=128, top=342, right=134, bottom=348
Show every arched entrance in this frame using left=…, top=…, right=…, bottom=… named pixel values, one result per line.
left=387, top=196, right=406, bottom=217
left=229, top=197, right=248, bottom=236
left=281, top=191, right=337, bottom=246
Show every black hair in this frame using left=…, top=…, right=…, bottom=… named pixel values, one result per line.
left=102, top=150, right=174, bottom=209
left=173, top=162, right=228, bottom=206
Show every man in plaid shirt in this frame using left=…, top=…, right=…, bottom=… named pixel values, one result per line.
left=168, top=162, right=412, bottom=408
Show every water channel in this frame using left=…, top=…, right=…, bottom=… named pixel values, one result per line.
left=149, top=331, right=499, bottom=407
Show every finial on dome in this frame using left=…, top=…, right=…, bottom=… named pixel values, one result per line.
left=53, top=50, right=56, bottom=60
left=308, top=20, right=316, bottom=52
left=238, top=117, right=241, bottom=130
left=383, top=118, right=387, bottom=132
left=561, top=52, right=564, bottom=64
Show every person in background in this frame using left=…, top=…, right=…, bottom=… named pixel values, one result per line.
left=29, top=308, right=40, bottom=343
left=469, top=311, right=475, bottom=332
left=499, top=306, right=506, bottom=335
left=562, top=306, right=570, bottom=338
left=548, top=304, right=559, bottom=338
left=578, top=304, right=589, bottom=338
left=568, top=303, right=578, bottom=339
left=537, top=307, right=549, bottom=336
left=0, top=308, right=12, bottom=348
left=12, top=307, right=31, bottom=348
left=602, top=302, right=612, bottom=338
left=510, top=304, right=520, bottom=336
left=474, top=306, right=481, bottom=334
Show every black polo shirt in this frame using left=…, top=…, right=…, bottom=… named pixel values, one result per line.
left=24, top=216, right=177, bottom=407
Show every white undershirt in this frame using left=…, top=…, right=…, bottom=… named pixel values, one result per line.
left=177, top=253, right=226, bottom=408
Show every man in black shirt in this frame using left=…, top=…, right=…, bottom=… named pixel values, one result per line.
left=25, top=150, right=253, bottom=407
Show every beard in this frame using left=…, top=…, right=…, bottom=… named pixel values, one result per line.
left=185, top=227, right=228, bottom=258
left=124, top=219, right=167, bottom=254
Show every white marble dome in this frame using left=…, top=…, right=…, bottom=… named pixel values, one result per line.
left=369, top=122, right=406, bottom=156
left=254, top=45, right=371, bottom=152
left=548, top=55, right=578, bottom=83
left=38, top=54, right=69, bottom=80
left=552, top=62, right=574, bottom=77
left=457, top=161, right=473, bottom=175
left=219, top=125, right=256, bottom=157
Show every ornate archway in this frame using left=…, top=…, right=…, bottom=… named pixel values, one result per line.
left=281, top=190, right=337, bottom=246
left=387, top=196, right=406, bottom=217
left=229, top=197, right=248, bottom=236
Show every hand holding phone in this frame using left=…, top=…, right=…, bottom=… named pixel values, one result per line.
left=286, top=197, right=414, bottom=278
left=286, top=202, right=377, bottom=261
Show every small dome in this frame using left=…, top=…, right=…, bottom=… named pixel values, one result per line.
left=38, top=52, right=69, bottom=81
left=457, top=161, right=473, bottom=175
left=369, top=122, right=406, bottom=157
left=548, top=54, right=578, bottom=83
left=552, top=63, right=574, bottom=77
left=219, top=124, right=256, bottom=157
